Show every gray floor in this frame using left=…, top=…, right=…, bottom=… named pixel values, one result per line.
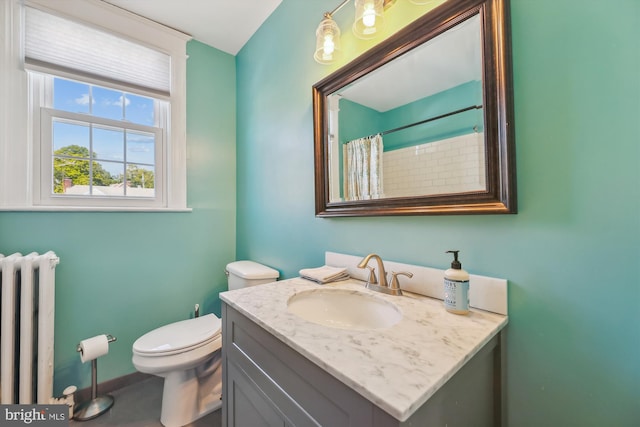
left=70, top=376, right=222, bottom=427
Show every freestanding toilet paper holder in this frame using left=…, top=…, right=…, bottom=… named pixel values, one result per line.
left=74, top=334, right=117, bottom=421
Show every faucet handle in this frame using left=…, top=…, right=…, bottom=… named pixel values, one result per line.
left=363, top=265, right=378, bottom=285
left=389, top=271, right=413, bottom=296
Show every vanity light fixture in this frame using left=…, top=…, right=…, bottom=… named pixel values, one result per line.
left=314, top=0, right=397, bottom=64
left=314, top=12, right=342, bottom=64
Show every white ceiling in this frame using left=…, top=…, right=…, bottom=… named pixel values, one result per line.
left=338, top=15, right=482, bottom=112
left=103, top=0, right=282, bottom=55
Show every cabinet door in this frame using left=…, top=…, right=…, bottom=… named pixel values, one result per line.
left=222, top=303, right=373, bottom=427
left=226, top=361, right=285, bottom=427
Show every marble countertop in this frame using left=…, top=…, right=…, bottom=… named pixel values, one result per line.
left=219, top=277, right=508, bottom=422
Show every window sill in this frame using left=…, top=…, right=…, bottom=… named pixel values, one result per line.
left=0, top=206, right=193, bottom=213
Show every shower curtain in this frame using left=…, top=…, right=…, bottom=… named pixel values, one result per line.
left=344, top=134, right=384, bottom=201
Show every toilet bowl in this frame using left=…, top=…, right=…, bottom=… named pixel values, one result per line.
left=132, top=314, right=223, bottom=427
left=132, top=260, right=279, bottom=427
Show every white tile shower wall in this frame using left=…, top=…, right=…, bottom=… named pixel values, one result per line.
left=325, top=251, right=508, bottom=315
left=382, top=133, right=486, bottom=198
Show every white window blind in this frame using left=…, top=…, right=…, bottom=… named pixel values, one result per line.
left=25, top=6, right=171, bottom=95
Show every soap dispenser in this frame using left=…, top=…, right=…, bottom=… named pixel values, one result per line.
left=444, top=250, right=470, bottom=315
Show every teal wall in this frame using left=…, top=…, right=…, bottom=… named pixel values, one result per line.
left=340, top=80, right=483, bottom=150
left=339, top=98, right=381, bottom=143
left=0, top=40, right=237, bottom=392
left=382, top=80, right=483, bottom=150
left=236, top=0, right=639, bottom=426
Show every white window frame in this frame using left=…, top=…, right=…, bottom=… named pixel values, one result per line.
left=0, top=0, right=192, bottom=212
left=39, top=107, right=166, bottom=208
left=32, top=74, right=167, bottom=209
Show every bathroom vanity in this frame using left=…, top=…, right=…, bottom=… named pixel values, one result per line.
left=220, top=276, right=507, bottom=426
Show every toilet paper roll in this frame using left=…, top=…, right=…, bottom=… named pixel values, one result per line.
left=78, top=334, right=109, bottom=363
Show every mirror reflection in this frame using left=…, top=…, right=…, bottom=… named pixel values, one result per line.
left=327, top=14, right=484, bottom=202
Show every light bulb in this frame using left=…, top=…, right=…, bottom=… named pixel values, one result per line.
left=353, top=0, right=384, bottom=40
left=323, top=33, right=335, bottom=56
left=362, top=6, right=376, bottom=27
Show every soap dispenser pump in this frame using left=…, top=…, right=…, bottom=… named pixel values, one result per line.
left=444, top=250, right=470, bottom=315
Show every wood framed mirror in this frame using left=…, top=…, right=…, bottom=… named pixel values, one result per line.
left=313, top=0, right=516, bottom=217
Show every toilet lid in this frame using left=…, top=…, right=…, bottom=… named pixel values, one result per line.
left=133, top=313, right=222, bottom=356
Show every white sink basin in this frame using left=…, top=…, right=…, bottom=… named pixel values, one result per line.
left=287, top=288, right=402, bottom=330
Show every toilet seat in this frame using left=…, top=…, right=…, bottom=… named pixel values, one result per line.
left=133, top=313, right=222, bottom=357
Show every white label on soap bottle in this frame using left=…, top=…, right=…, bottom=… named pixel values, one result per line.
left=444, top=278, right=469, bottom=312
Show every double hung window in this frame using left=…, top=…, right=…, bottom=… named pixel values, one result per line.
left=35, top=76, right=165, bottom=206
left=0, top=0, right=190, bottom=211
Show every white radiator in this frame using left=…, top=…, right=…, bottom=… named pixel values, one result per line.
left=0, top=251, right=59, bottom=404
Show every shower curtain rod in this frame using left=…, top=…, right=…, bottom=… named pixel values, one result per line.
left=377, top=104, right=483, bottom=137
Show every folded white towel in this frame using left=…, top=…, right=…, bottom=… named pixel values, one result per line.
left=299, top=265, right=349, bottom=284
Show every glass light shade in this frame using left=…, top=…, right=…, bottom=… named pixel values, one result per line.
left=314, top=17, right=342, bottom=64
left=353, top=0, right=385, bottom=40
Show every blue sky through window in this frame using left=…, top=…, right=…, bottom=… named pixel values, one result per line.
left=53, top=77, right=155, bottom=126
left=52, top=77, right=156, bottom=178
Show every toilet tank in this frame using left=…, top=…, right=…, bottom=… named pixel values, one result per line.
left=225, top=261, right=279, bottom=291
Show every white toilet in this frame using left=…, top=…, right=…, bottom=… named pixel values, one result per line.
left=132, top=261, right=279, bottom=427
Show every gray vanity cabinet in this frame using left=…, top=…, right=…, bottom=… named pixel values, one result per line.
left=221, top=302, right=504, bottom=427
